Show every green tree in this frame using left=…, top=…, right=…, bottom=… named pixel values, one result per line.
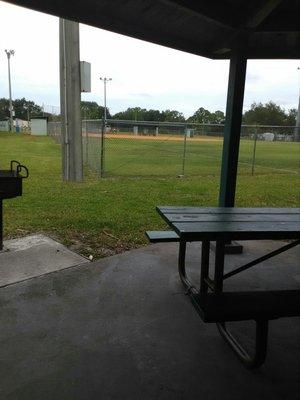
left=13, top=98, right=42, bottom=119
left=81, top=101, right=110, bottom=119
left=144, top=109, right=161, bottom=121
left=0, top=98, right=9, bottom=120
left=243, top=101, right=289, bottom=126
left=113, top=107, right=147, bottom=120
left=210, top=110, right=225, bottom=124
left=0, top=97, right=42, bottom=120
left=113, top=107, right=184, bottom=122
left=161, top=109, right=185, bottom=122
left=284, top=108, right=297, bottom=126
left=188, top=107, right=212, bottom=123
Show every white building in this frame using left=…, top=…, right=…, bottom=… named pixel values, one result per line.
left=30, top=117, right=48, bottom=136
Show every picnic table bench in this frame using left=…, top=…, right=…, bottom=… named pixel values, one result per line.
left=146, top=207, right=300, bottom=368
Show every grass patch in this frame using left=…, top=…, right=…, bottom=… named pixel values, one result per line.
left=1, top=132, right=299, bottom=258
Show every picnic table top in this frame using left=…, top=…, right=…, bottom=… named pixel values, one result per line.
left=156, top=207, right=300, bottom=241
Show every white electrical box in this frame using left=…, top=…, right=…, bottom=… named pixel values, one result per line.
left=80, top=61, right=91, bottom=92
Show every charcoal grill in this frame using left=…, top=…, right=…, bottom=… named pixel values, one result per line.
left=0, top=160, right=29, bottom=250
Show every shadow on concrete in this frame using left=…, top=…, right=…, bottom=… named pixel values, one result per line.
left=0, top=240, right=299, bottom=399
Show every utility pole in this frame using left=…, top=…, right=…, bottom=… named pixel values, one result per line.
left=24, top=105, right=30, bottom=130
left=5, top=49, right=15, bottom=132
left=99, top=77, right=112, bottom=178
left=100, top=77, right=111, bottom=128
left=59, top=19, right=83, bottom=182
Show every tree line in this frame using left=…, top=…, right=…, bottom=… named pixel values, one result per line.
left=0, top=98, right=43, bottom=121
left=0, top=97, right=297, bottom=126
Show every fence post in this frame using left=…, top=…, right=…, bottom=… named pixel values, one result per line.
left=180, top=127, right=188, bottom=177
left=85, top=119, right=88, bottom=166
left=251, top=125, right=258, bottom=176
left=100, top=117, right=105, bottom=178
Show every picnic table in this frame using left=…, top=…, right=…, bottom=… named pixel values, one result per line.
left=148, top=207, right=300, bottom=368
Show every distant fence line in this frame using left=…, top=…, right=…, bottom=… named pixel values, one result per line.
left=48, top=119, right=299, bottom=178
left=49, top=119, right=298, bottom=140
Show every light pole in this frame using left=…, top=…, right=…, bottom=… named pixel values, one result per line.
left=5, top=49, right=15, bottom=132
left=99, top=77, right=112, bottom=127
left=99, top=77, right=112, bottom=177
left=81, top=106, right=89, bottom=163
left=24, top=105, right=30, bottom=131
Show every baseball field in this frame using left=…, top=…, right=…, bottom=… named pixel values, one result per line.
left=84, top=133, right=299, bottom=177
left=1, top=132, right=299, bottom=258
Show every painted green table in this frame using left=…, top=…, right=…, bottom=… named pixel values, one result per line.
left=156, top=206, right=300, bottom=368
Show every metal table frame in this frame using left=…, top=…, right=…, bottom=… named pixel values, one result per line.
left=157, top=206, right=300, bottom=368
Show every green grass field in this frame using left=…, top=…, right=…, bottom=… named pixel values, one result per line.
left=1, top=132, right=299, bottom=258
left=85, top=134, right=300, bottom=177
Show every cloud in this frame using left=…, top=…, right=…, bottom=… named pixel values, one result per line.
left=246, top=73, right=260, bottom=83
left=131, top=93, right=152, bottom=98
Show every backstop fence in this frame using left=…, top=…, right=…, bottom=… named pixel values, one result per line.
left=48, top=119, right=299, bottom=178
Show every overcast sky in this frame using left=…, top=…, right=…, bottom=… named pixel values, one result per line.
left=0, top=1, right=299, bottom=118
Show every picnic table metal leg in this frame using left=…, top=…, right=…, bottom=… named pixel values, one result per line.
left=200, top=240, right=210, bottom=294
left=178, top=237, right=269, bottom=369
left=178, top=240, right=198, bottom=294
left=213, top=240, right=225, bottom=293
left=217, top=320, right=268, bottom=369
left=178, top=240, right=187, bottom=280
left=178, top=240, right=190, bottom=290
left=212, top=240, right=269, bottom=368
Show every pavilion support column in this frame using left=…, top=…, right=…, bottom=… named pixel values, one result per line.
left=294, top=93, right=300, bottom=142
left=219, top=46, right=247, bottom=207
left=59, top=19, right=83, bottom=182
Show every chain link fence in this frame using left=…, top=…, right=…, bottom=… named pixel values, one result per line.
left=48, top=120, right=299, bottom=178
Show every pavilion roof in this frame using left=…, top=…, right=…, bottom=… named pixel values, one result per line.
left=5, top=0, right=300, bottom=59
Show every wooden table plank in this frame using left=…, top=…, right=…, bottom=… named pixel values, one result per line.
left=157, top=206, right=300, bottom=215
left=163, top=213, right=299, bottom=223
left=157, top=206, right=300, bottom=241
left=172, top=221, right=300, bottom=241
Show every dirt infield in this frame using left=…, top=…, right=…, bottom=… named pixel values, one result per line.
left=87, top=132, right=223, bottom=142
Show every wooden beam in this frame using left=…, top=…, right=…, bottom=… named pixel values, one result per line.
left=219, top=40, right=247, bottom=207
left=161, top=0, right=238, bottom=29
left=246, top=0, right=283, bottom=28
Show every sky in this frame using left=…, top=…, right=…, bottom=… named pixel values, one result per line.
left=0, top=1, right=299, bottom=118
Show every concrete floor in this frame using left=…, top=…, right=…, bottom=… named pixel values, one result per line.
left=0, top=240, right=299, bottom=400
left=0, top=234, right=88, bottom=288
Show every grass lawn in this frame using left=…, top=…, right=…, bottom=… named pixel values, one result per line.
left=1, top=132, right=299, bottom=259
left=85, top=133, right=300, bottom=177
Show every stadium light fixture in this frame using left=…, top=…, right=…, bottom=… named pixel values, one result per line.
left=99, top=77, right=112, bottom=126
left=5, top=49, right=15, bottom=132
left=99, top=77, right=112, bottom=178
